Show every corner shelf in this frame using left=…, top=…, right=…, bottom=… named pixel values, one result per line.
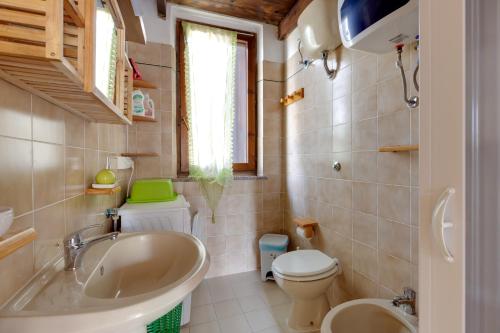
left=133, top=115, right=157, bottom=122
left=133, top=80, right=158, bottom=89
left=122, top=152, right=159, bottom=157
left=0, top=228, right=37, bottom=260
left=379, top=145, right=419, bottom=152
left=85, top=186, right=121, bottom=196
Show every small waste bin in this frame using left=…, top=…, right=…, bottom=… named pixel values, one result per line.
left=259, top=234, right=289, bottom=281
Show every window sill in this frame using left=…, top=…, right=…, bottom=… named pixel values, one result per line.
left=173, top=174, right=267, bottom=182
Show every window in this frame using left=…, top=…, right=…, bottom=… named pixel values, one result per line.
left=177, top=21, right=257, bottom=174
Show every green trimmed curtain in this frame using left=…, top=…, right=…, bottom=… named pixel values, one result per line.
left=182, top=22, right=237, bottom=223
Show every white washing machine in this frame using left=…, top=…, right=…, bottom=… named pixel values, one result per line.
left=119, top=195, right=205, bottom=326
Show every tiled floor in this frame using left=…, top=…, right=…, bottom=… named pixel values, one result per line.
left=183, top=271, right=294, bottom=333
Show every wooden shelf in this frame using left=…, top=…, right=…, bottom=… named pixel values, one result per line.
left=85, top=186, right=121, bottom=196
left=133, top=115, right=157, bottom=122
left=133, top=80, right=158, bottom=89
left=379, top=145, right=419, bottom=152
left=0, top=228, right=37, bottom=260
left=122, top=152, right=159, bottom=157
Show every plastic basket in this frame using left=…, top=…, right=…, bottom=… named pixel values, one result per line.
left=146, top=303, right=183, bottom=333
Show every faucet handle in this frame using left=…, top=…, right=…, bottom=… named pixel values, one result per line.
left=402, top=287, right=416, bottom=300
left=64, top=224, right=104, bottom=246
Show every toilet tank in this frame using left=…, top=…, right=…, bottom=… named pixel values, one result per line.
left=338, top=0, right=419, bottom=53
left=297, top=0, right=342, bottom=58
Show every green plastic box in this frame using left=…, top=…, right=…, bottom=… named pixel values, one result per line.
left=127, top=179, right=177, bottom=204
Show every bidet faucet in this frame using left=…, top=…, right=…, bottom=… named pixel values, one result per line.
left=392, top=287, right=416, bottom=315
left=63, top=224, right=119, bottom=271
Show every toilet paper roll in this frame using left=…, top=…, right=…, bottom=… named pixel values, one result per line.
left=296, top=226, right=313, bottom=240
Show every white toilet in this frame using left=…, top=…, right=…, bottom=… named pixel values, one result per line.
left=272, top=249, right=341, bottom=332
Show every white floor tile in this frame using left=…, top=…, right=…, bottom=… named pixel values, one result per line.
left=192, top=283, right=212, bottom=307
left=259, top=289, right=290, bottom=307
left=190, top=304, right=217, bottom=326
left=214, top=299, right=243, bottom=319
left=237, top=295, right=269, bottom=313
left=218, top=314, right=252, bottom=333
left=244, top=309, right=279, bottom=332
left=189, top=321, right=221, bottom=333
left=255, top=326, right=288, bottom=333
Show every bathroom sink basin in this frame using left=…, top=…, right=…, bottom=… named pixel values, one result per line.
left=321, top=298, right=418, bottom=333
left=0, top=232, right=209, bottom=333
left=85, top=233, right=201, bottom=299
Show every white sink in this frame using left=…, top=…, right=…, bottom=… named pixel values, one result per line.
left=0, top=232, right=209, bottom=333
left=321, top=298, right=418, bottom=333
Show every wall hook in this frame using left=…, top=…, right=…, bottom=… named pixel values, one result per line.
left=321, top=50, right=337, bottom=80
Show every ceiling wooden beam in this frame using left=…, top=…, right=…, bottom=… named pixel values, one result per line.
left=278, top=0, right=314, bottom=40
left=117, top=0, right=147, bottom=44
left=157, top=0, right=166, bottom=19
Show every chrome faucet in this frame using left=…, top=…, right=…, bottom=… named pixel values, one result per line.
left=63, top=224, right=119, bottom=271
left=392, top=287, right=417, bottom=315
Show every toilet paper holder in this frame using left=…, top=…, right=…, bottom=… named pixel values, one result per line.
left=294, top=218, right=318, bottom=239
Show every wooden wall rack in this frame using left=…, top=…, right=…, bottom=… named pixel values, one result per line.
left=379, top=145, right=419, bottom=152
left=280, top=88, right=304, bottom=106
left=0, top=228, right=37, bottom=260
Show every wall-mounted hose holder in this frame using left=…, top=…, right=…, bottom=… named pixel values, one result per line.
left=395, top=44, right=419, bottom=108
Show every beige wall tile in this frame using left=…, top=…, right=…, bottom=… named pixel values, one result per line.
left=34, top=202, right=65, bottom=270
left=378, top=185, right=411, bottom=224
left=0, top=137, right=32, bottom=216
left=352, top=86, right=377, bottom=122
left=378, top=110, right=410, bottom=147
left=353, top=241, right=378, bottom=281
left=379, top=253, right=412, bottom=294
left=65, top=112, right=84, bottom=148
left=352, top=118, right=377, bottom=151
left=33, top=142, right=64, bottom=209
left=353, top=182, right=377, bottom=215
left=353, top=271, right=378, bottom=298
left=379, top=218, right=411, bottom=262
left=353, top=211, right=378, bottom=248
left=352, top=55, right=377, bottom=91
left=85, top=121, right=99, bottom=150
left=332, top=94, right=351, bottom=126
left=332, top=123, right=351, bottom=153
left=65, top=147, right=84, bottom=198
left=352, top=152, right=377, bottom=182
left=0, top=79, right=31, bottom=140
left=32, top=96, right=65, bottom=145
left=377, top=152, right=410, bottom=186
left=0, top=242, right=34, bottom=305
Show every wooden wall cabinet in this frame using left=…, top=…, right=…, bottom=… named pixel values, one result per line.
left=0, top=0, right=133, bottom=124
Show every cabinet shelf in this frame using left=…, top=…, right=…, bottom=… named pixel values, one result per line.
left=0, top=0, right=132, bottom=125
left=379, top=145, right=419, bottom=152
left=122, top=152, right=159, bottom=157
left=85, top=186, right=121, bottom=196
left=133, top=80, right=158, bottom=89
left=0, top=228, right=37, bottom=260
left=133, top=115, right=157, bottom=122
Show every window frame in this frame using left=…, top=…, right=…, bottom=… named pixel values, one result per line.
left=176, top=20, right=257, bottom=175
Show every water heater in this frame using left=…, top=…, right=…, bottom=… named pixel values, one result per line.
left=298, top=0, right=342, bottom=58
left=338, top=0, right=418, bottom=54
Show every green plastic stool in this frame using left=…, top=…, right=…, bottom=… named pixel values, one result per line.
left=146, top=303, right=183, bottom=333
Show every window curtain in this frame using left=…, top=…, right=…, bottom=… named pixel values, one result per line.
left=183, top=22, right=237, bottom=223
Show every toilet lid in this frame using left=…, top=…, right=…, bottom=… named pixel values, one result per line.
left=272, top=250, right=336, bottom=277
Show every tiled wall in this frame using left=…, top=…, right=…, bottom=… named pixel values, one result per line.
left=0, top=79, right=129, bottom=305
left=127, top=42, right=286, bottom=278
left=283, top=45, right=419, bottom=303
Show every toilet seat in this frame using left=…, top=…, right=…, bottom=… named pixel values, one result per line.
left=272, top=250, right=340, bottom=282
